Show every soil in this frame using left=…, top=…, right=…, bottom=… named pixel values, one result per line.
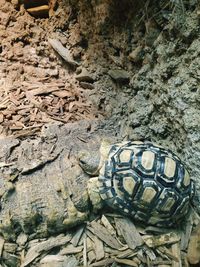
left=0, top=0, right=200, bottom=265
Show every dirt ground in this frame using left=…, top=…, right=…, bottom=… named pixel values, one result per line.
left=0, top=0, right=200, bottom=266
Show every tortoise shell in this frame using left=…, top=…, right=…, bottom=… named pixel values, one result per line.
left=98, top=141, right=195, bottom=227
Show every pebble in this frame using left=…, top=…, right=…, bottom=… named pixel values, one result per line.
left=108, top=69, right=130, bottom=84
left=75, top=68, right=94, bottom=83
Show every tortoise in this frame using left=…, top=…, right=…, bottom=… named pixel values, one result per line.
left=79, top=140, right=195, bottom=227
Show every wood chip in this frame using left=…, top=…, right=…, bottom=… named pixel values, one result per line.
left=83, top=237, right=87, bottom=267
left=89, top=221, right=122, bottom=250
left=115, top=257, right=138, bottom=267
left=48, top=39, right=80, bottom=67
left=90, top=258, right=115, bottom=267
left=101, top=215, right=116, bottom=236
left=71, top=225, right=85, bottom=247
left=52, top=90, right=73, bottom=98
left=115, top=217, right=144, bottom=249
left=143, top=232, right=180, bottom=248
left=171, top=242, right=182, bottom=267
left=0, top=237, right=5, bottom=257
left=26, top=87, right=60, bottom=97
left=94, top=236, right=104, bottom=261
left=187, top=222, right=200, bottom=265
left=157, top=246, right=179, bottom=262
left=88, top=250, right=96, bottom=264
left=181, top=217, right=193, bottom=251
left=115, top=249, right=137, bottom=259
left=27, top=5, right=49, bottom=17
left=21, top=234, right=71, bottom=267
left=59, top=244, right=83, bottom=255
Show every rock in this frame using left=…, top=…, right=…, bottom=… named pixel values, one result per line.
left=108, top=69, right=130, bottom=84
left=75, top=68, right=94, bottom=83
left=128, top=46, right=143, bottom=63
left=79, top=82, right=95, bottom=89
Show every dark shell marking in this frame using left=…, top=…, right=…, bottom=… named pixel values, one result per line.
left=98, top=141, right=195, bottom=227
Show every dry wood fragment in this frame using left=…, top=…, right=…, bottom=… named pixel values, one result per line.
left=59, top=244, right=83, bottom=255
left=26, top=87, right=60, bottom=97
left=157, top=246, right=179, bottom=262
left=181, top=217, right=193, bottom=251
left=88, top=221, right=122, bottom=250
left=143, top=232, right=180, bottom=248
left=115, top=217, right=144, bottom=250
left=0, top=237, right=5, bottom=257
left=101, top=215, right=116, bottom=236
left=88, top=250, right=96, bottom=264
left=90, top=258, right=115, bottom=267
left=52, top=90, right=73, bottom=98
left=48, top=39, right=80, bottom=67
left=21, top=234, right=71, bottom=267
left=187, top=222, right=200, bottom=265
left=83, top=237, right=87, bottom=267
left=115, top=249, right=137, bottom=259
left=145, top=247, right=157, bottom=261
left=115, top=257, right=138, bottom=267
left=171, top=242, right=182, bottom=267
left=71, top=225, right=85, bottom=247
left=27, top=5, right=49, bottom=17
left=94, top=236, right=104, bottom=261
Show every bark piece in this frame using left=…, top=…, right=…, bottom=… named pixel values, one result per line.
left=88, top=221, right=122, bottom=250
left=59, top=244, right=83, bottom=255
left=26, top=87, right=59, bottom=97
left=88, top=250, right=96, bottom=264
left=171, top=242, right=182, bottom=267
left=71, top=225, right=85, bottom=247
left=0, top=237, right=5, bottom=257
left=143, top=232, right=180, bottom=248
left=115, top=217, right=144, bottom=249
left=40, top=255, right=78, bottom=267
left=27, top=5, right=49, bottom=18
left=21, top=234, right=71, bottom=267
left=94, top=236, right=104, bottom=261
left=187, top=222, right=200, bottom=265
left=90, top=258, right=115, bottom=267
left=49, top=39, right=80, bottom=67
left=101, top=215, right=116, bottom=236
left=115, top=258, right=138, bottom=267
left=157, top=246, right=179, bottom=262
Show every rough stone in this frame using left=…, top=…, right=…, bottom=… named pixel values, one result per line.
left=108, top=69, right=130, bottom=84
left=75, top=68, right=94, bottom=83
